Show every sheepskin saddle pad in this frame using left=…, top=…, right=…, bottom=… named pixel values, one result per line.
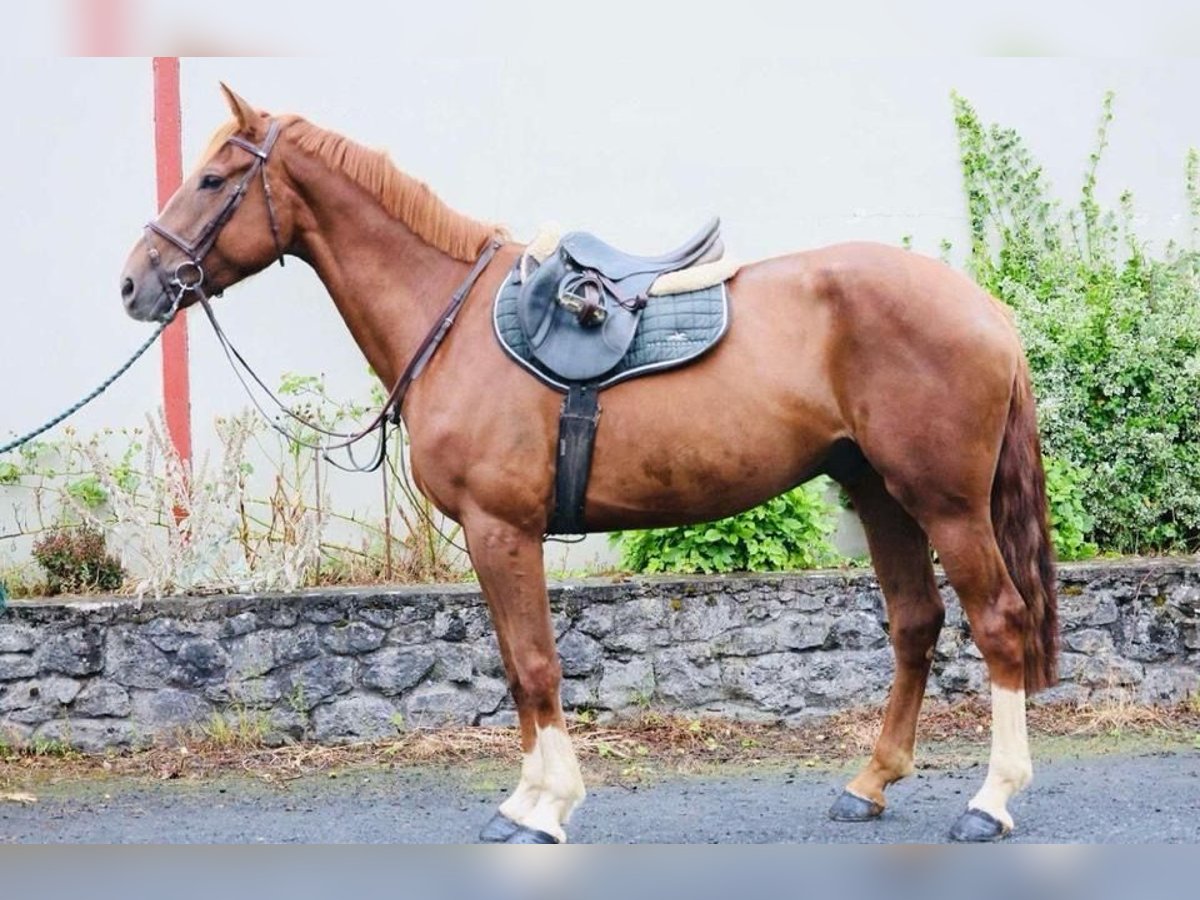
left=495, top=219, right=738, bottom=389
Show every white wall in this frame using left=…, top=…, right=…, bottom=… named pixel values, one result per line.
left=2, top=58, right=1198, bottom=569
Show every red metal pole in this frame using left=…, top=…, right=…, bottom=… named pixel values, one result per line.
left=153, top=56, right=193, bottom=474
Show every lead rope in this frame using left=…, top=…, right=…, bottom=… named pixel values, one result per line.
left=0, top=296, right=181, bottom=457
left=1, top=124, right=278, bottom=458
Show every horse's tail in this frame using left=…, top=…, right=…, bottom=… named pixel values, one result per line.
left=990, top=360, right=1059, bottom=693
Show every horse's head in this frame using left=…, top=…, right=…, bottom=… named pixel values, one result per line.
left=120, top=84, right=295, bottom=322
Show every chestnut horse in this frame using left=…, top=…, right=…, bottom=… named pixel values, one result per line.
left=119, top=85, right=1058, bottom=843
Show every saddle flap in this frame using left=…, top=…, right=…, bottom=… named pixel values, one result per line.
left=516, top=249, right=642, bottom=382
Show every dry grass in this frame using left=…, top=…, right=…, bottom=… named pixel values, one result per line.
left=2, top=696, right=1196, bottom=795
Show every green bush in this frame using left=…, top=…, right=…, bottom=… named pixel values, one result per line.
left=611, top=477, right=841, bottom=574
left=953, top=92, right=1200, bottom=554
left=32, top=524, right=125, bottom=596
left=1043, top=455, right=1098, bottom=561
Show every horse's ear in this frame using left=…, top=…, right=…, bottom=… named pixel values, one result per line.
left=219, top=82, right=259, bottom=132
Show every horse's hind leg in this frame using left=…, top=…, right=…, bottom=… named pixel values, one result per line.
left=924, top=512, right=1032, bottom=841
left=464, top=513, right=585, bottom=844
left=828, top=467, right=945, bottom=821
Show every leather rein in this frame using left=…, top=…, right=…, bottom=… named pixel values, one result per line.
left=143, top=118, right=502, bottom=472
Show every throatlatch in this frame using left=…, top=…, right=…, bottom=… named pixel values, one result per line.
left=547, top=384, right=601, bottom=535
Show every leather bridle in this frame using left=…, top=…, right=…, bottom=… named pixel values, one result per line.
left=144, top=119, right=286, bottom=306
left=141, top=116, right=503, bottom=472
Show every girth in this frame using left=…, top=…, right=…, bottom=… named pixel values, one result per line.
left=548, top=384, right=602, bottom=535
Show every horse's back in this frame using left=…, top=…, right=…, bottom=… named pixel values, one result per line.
left=735, top=241, right=1016, bottom=343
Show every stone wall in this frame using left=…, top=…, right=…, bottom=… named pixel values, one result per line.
left=0, top=560, right=1196, bottom=751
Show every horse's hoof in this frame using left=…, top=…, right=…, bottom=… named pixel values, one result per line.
left=948, top=808, right=1010, bottom=843
left=479, top=811, right=521, bottom=843
left=504, top=824, right=561, bottom=844
left=828, top=790, right=884, bottom=822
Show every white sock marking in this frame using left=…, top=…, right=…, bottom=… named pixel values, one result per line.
left=968, top=685, right=1033, bottom=831
left=498, top=725, right=585, bottom=843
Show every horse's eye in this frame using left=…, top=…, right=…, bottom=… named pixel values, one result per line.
left=199, top=173, right=225, bottom=190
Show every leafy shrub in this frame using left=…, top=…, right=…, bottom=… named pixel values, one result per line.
left=612, top=478, right=841, bottom=574
left=32, top=524, right=124, bottom=595
left=953, top=92, right=1200, bottom=554
left=0, top=461, right=19, bottom=485
left=1043, top=455, right=1098, bottom=561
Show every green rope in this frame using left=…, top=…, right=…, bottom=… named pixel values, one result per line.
left=0, top=317, right=172, bottom=457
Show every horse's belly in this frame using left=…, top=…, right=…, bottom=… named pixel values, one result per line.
left=581, top=374, right=838, bottom=532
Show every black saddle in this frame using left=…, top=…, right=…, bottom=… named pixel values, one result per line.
left=559, top=217, right=723, bottom=285
left=516, top=218, right=724, bottom=382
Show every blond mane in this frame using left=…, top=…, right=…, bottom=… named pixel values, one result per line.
left=202, top=116, right=504, bottom=262
left=200, top=120, right=240, bottom=163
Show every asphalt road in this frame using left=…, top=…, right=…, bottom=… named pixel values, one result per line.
left=2, top=751, right=1197, bottom=844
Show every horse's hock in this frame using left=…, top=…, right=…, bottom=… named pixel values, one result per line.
left=0, top=560, right=1196, bottom=752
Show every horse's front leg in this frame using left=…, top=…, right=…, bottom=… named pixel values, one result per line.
left=464, top=513, right=585, bottom=844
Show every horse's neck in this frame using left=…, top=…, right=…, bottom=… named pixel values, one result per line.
left=287, top=155, right=470, bottom=389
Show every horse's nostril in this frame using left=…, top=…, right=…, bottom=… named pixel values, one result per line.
left=121, top=277, right=135, bottom=300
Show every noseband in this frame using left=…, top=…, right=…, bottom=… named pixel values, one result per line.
left=144, top=119, right=286, bottom=304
